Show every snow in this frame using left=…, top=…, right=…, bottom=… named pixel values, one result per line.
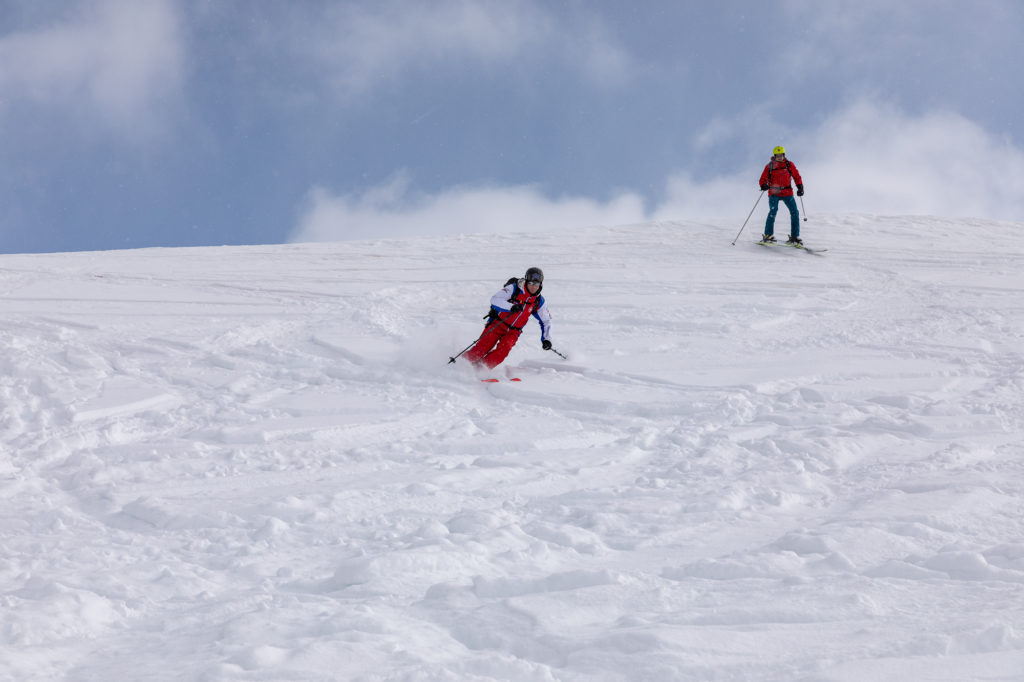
left=2, top=214, right=1024, bottom=680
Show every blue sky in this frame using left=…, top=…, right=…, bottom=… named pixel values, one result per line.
left=2, top=0, right=1023, bottom=254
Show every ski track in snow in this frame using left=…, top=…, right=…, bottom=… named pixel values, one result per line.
left=2, top=216, right=1024, bottom=680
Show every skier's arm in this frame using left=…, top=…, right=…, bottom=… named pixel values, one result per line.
left=489, top=284, right=517, bottom=313
left=532, top=297, right=552, bottom=340
left=789, top=162, right=803, bottom=186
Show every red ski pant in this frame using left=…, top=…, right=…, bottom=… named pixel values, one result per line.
left=464, top=322, right=521, bottom=369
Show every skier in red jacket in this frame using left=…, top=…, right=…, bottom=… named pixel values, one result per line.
left=464, top=267, right=552, bottom=369
left=758, top=146, right=804, bottom=244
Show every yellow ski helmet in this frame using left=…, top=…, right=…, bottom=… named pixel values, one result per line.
left=773, top=145, right=786, bottom=155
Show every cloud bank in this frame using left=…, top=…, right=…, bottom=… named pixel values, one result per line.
left=802, top=102, right=1024, bottom=219
left=292, top=101, right=1024, bottom=244
left=293, top=173, right=647, bottom=242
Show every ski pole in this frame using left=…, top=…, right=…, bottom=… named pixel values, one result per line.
left=547, top=346, right=568, bottom=360
left=447, top=334, right=483, bottom=364
left=799, top=196, right=807, bottom=221
left=731, top=190, right=765, bottom=245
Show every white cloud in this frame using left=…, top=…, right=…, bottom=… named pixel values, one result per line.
left=0, top=0, right=184, bottom=138
left=291, top=172, right=647, bottom=243
left=292, top=100, right=1024, bottom=244
left=799, top=101, right=1024, bottom=220
left=669, top=100, right=1024, bottom=223
left=304, top=0, right=635, bottom=94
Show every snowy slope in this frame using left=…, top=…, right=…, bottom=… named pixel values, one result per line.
left=2, top=215, right=1024, bottom=681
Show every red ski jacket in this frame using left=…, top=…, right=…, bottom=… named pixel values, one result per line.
left=759, top=158, right=803, bottom=197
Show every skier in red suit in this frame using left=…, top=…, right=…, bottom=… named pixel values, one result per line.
left=759, top=145, right=805, bottom=244
left=464, top=267, right=552, bottom=369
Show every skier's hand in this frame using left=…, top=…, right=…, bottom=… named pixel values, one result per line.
left=796, top=185, right=804, bottom=196
left=542, top=339, right=552, bottom=350
left=509, top=303, right=523, bottom=313
left=760, top=183, right=769, bottom=191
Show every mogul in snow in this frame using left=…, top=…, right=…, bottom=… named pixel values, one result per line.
left=463, top=266, right=553, bottom=369
left=759, top=145, right=805, bottom=245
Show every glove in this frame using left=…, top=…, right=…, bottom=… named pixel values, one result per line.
left=760, top=183, right=769, bottom=191
left=542, top=339, right=552, bottom=351
left=508, top=303, right=523, bottom=313
left=796, top=185, right=804, bottom=196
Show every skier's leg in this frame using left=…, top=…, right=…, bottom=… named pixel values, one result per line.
left=764, top=196, right=780, bottom=237
left=783, top=196, right=800, bottom=238
left=464, top=324, right=502, bottom=365
left=483, top=330, right=522, bottom=368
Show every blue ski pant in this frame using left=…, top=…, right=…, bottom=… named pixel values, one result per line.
left=764, top=195, right=799, bottom=238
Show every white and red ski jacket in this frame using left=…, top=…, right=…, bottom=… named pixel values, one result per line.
left=489, top=279, right=552, bottom=341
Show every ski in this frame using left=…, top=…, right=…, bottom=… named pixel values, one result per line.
left=757, top=240, right=827, bottom=254
left=480, top=377, right=521, bottom=383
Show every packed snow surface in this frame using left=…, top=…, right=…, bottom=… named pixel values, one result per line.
left=2, top=215, right=1024, bottom=681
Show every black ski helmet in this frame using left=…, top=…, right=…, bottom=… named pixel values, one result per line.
left=524, top=267, right=544, bottom=285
